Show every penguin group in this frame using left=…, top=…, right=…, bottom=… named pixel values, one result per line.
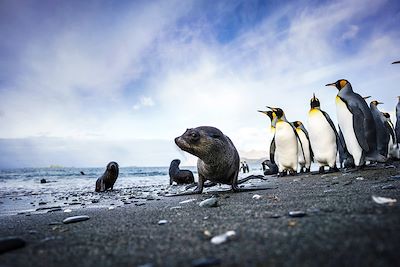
left=258, top=65, right=400, bottom=176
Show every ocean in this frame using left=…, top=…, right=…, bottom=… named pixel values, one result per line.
left=0, top=165, right=263, bottom=215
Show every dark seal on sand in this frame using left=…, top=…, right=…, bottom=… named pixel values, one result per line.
left=95, top=161, right=119, bottom=192
left=169, top=126, right=268, bottom=196
left=169, top=159, right=194, bottom=185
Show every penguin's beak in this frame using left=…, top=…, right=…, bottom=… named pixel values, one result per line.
left=392, top=61, right=400, bottom=64
left=257, top=110, right=268, bottom=114
left=377, top=101, right=384, bottom=105
left=325, top=82, right=336, bottom=87
left=363, top=96, right=371, bottom=100
left=266, top=106, right=276, bottom=111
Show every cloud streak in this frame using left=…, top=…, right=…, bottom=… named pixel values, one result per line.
left=0, top=0, right=399, bottom=167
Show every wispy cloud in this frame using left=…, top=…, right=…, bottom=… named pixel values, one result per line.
left=0, top=0, right=399, bottom=167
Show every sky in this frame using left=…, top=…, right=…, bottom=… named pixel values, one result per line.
left=0, top=0, right=399, bottom=168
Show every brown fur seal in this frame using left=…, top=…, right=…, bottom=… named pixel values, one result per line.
left=169, top=159, right=195, bottom=185
left=95, top=161, right=119, bottom=192
left=167, top=126, right=268, bottom=196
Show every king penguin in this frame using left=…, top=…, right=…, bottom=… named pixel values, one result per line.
left=326, top=79, right=385, bottom=166
left=258, top=110, right=278, bottom=174
left=307, top=94, right=339, bottom=173
left=396, top=96, right=400, bottom=146
left=382, top=112, right=399, bottom=159
left=338, top=127, right=355, bottom=168
left=369, top=100, right=390, bottom=158
left=292, top=121, right=313, bottom=173
left=267, top=107, right=301, bottom=176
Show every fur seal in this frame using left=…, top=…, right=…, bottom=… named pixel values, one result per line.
left=167, top=126, right=268, bottom=196
left=95, top=161, right=119, bottom=192
left=169, top=159, right=195, bottom=185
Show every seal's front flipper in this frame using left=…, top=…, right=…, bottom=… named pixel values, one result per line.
left=237, top=175, right=266, bottom=184
left=232, top=184, right=277, bottom=192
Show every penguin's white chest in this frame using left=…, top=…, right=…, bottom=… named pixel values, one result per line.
left=308, top=109, right=337, bottom=167
left=335, top=96, right=363, bottom=166
left=275, top=121, right=298, bottom=170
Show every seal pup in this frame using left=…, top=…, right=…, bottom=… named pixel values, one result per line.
left=167, top=126, right=269, bottom=196
left=169, top=159, right=195, bottom=185
left=95, top=161, right=119, bottom=192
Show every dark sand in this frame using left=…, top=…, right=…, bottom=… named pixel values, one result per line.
left=1, top=164, right=400, bottom=267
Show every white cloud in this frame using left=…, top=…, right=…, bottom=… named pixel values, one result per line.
left=1, top=0, right=399, bottom=167
left=133, top=96, right=155, bottom=110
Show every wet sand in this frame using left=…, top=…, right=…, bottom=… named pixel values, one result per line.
left=1, top=163, right=400, bottom=267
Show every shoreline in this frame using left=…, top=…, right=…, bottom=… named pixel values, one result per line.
left=1, top=163, right=400, bottom=266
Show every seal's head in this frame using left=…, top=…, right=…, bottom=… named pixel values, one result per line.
left=175, top=126, right=227, bottom=160
left=106, top=161, right=119, bottom=174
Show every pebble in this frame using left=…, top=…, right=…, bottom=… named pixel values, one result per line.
left=39, top=201, right=47, bottom=205
left=63, top=215, right=90, bottom=224
left=199, top=197, right=218, bottom=208
left=252, top=194, right=261, bottom=200
left=36, top=206, right=62, bottom=211
left=192, top=257, right=221, bottom=267
left=268, top=213, right=281, bottom=219
left=382, top=185, right=395, bottom=190
left=91, top=199, right=99, bottom=203
left=179, top=199, right=197, bottom=204
left=210, top=230, right=236, bottom=245
left=108, top=206, right=115, bottom=210
left=158, top=220, right=168, bottom=225
left=63, top=209, right=72, bottom=213
left=0, top=237, right=26, bottom=254
left=288, top=211, right=307, bottom=217
left=372, top=196, right=397, bottom=205
left=47, top=208, right=62, bottom=213
left=40, top=179, right=47, bottom=184
left=356, top=177, right=364, bottom=181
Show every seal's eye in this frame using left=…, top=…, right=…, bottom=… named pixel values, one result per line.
left=188, top=132, right=200, bottom=141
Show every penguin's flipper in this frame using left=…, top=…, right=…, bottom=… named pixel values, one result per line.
left=321, top=110, right=343, bottom=150
left=386, top=121, right=396, bottom=144
left=270, top=137, right=276, bottom=164
left=349, top=106, right=369, bottom=151
left=300, top=126, right=314, bottom=162
left=290, top=124, right=306, bottom=160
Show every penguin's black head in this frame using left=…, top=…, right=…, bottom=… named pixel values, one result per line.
left=257, top=110, right=274, bottom=121
left=325, top=79, right=349, bottom=90
left=382, top=112, right=390, bottom=119
left=293, top=121, right=302, bottom=128
left=267, top=106, right=284, bottom=119
left=310, top=93, right=320, bottom=109
left=371, top=100, right=383, bottom=106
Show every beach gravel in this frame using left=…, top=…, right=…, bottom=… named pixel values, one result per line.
left=1, top=163, right=400, bottom=266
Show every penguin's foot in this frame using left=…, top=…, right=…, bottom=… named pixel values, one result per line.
left=278, top=171, right=287, bottom=177
left=305, top=168, right=311, bottom=173
left=318, top=166, right=325, bottom=174
left=289, top=170, right=296, bottom=176
left=299, top=168, right=304, bottom=173
left=329, top=166, right=339, bottom=173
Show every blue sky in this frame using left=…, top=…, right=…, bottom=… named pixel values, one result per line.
left=0, top=0, right=399, bottom=168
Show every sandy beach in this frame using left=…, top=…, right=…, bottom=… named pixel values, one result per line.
left=1, top=163, right=400, bottom=267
